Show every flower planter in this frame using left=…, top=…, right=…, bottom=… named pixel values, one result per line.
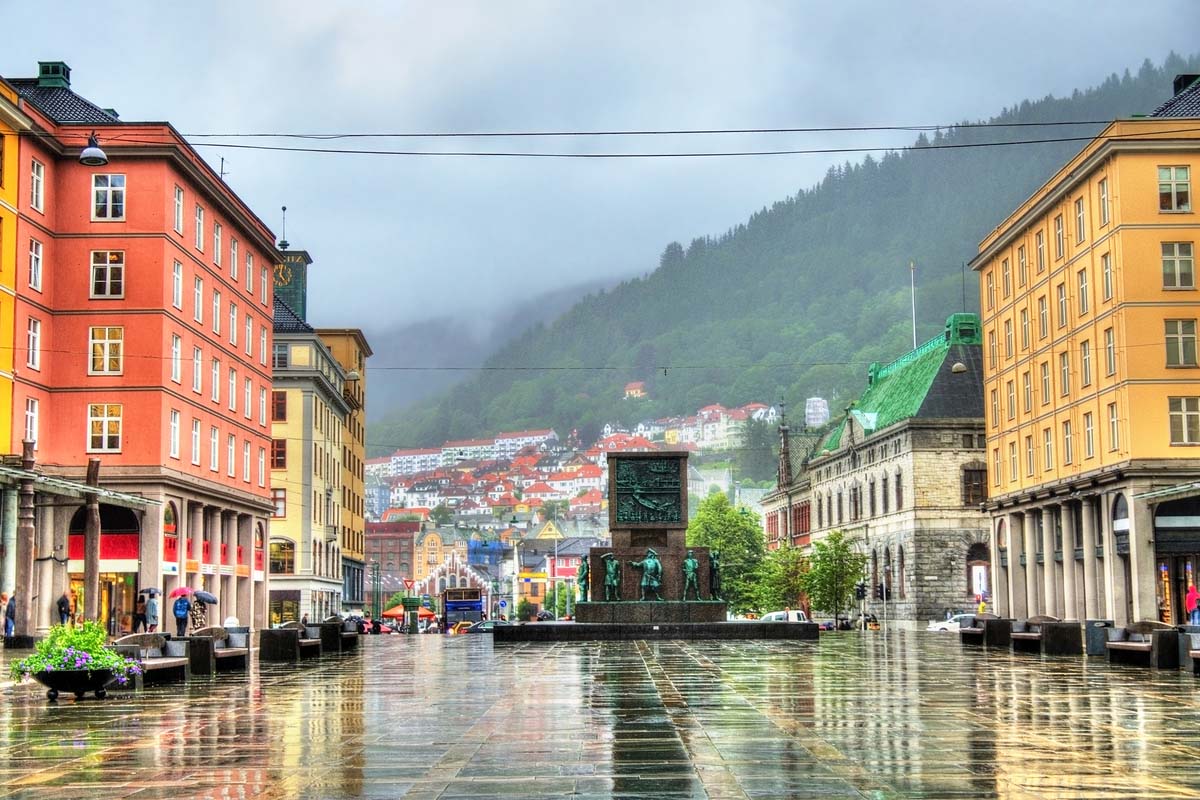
left=33, top=669, right=115, bottom=701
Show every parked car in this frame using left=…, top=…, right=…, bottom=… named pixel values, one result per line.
left=465, top=620, right=511, bottom=634
left=927, top=613, right=976, bottom=632
left=535, top=610, right=556, bottom=621
left=759, top=610, right=809, bottom=622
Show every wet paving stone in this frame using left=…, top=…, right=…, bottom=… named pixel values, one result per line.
left=4, top=632, right=1200, bottom=797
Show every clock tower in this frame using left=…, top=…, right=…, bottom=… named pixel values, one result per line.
left=274, top=249, right=313, bottom=321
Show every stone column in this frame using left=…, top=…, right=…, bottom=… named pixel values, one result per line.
left=188, top=502, right=204, bottom=591
left=1061, top=501, right=1078, bottom=620
left=1128, top=493, right=1158, bottom=623
left=205, top=506, right=222, bottom=593
left=1081, top=496, right=1099, bottom=619
left=1100, top=492, right=1128, bottom=625
left=1042, top=506, right=1059, bottom=618
left=990, top=516, right=1009, bottom=616
left=237, top=513, right=253, bottom=627
left=1, top=488, right=16, bottom=594
left=139, top=498, right=164, bottom=601
left=1006, top=512, right=1025, bottom=618
left=34, top=498, right=55, bottom=634
left=1023, top=510, right=1039, bottom=617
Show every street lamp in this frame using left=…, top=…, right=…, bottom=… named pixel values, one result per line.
left=79, top=131, right=108, bottom=166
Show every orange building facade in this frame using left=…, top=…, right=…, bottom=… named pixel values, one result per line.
left=5, top=62, right=275, bottom=632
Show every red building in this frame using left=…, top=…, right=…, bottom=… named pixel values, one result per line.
left=6, top=62, right=274, bottom=632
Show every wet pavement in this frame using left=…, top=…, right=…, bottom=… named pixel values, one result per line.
left=2, top=631, right=1200, bottom=799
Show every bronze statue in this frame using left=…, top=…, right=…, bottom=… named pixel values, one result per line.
left=577, top=556, right=590, bottom=603
left=682, top=550, right=700, bottom=600
left=709, top=550, right=722, bottom=600
left=628, top=548, right=664, bottom=601
left=602, top=553, right=621, bottom=601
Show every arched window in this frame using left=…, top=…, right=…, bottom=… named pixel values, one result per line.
left=871, top=550, right=879, bottom=592
left=438, top=577, right=447, bottom=593
left=449, top=574, right=458, bottom=588
left=883, top=547, right=892, bottom=599
left=966, top=542, right=990, bottom=598
left=894, top=470, right=904, bottom=509
left=816, top=495, right=823, bottom=528
left=898, top=547, right=906, bottom=599
left=996, top=519, right=1007, bottom=550
left=882, top=474, right=889, bottom=513
left=269, top=539, right=295, bottom=574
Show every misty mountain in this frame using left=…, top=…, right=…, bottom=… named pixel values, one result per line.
left=369, top=53, right=1200, bottom=455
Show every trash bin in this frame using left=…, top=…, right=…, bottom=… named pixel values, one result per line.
left=1176, top=624, right=1200, bottom=668
left=1085, top=619, right=1113, bottom=656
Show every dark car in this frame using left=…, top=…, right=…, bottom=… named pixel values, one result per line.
left=465, top=620, right=511, bottom=634
left=535, top=610, right=556, bottom=621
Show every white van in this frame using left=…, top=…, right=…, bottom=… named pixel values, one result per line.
left=760, top=610, right=809, bottom=622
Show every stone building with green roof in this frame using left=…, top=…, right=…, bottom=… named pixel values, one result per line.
left=761, top=314, right=991, bottom=626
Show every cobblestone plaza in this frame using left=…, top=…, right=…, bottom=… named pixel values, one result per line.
left=3, top=633, right=1200, bottom=799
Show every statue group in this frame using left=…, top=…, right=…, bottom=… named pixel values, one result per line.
left=585, top=548, right=722, bottom=602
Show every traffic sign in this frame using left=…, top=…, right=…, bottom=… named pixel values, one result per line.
left=402, top=597, right=420, bottom=610
left=499, top=600, right=507, bottom=608
left=403, top=579, right=414, bottom=590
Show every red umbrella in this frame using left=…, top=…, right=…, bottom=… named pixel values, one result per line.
left=168, top=586, right=193, bottom=599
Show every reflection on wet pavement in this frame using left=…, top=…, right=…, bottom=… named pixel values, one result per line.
left=3, top=631, right=1200, bottom=799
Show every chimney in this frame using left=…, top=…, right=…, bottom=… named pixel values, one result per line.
left=1174, top=74, right=1200, bottom=96
left=37, top=61, right=71, bottom=88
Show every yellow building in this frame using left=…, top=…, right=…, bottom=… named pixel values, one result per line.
left=316, top=328, right=372, bottom=611
left=268, top=297, right=350, bottom=624
left=971, top=74, right=1200, bottom=626
left=0, top=82, right=26, bottom=454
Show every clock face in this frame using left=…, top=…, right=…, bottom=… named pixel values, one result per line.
left=274, top=263, right=293, bottom=287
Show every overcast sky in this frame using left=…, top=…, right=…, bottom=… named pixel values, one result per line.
left=3, top=2, right=1197, bottom=331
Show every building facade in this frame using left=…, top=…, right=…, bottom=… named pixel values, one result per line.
left=761, top=314, right=990, bottom=625
left=5, top=62, right=274, bottom=633
left=973, top=75, right=1200, bottom=626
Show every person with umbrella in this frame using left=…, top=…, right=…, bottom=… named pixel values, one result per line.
left=144, top=589, right=161, bottom=632
left=191, top=590, right=217, bottom=631
left=170, top=587, right=192, bottom=636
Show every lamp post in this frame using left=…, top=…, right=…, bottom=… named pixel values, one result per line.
left=369, top=559, right=381, bottom=619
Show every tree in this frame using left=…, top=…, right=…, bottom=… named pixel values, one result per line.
left=798, top=531, right=867, bottom=627
left=385, top=591, right=407, bottom=611
left=430, top=504, right=453, bottom=525
left=542, top=500, right=570, bottom=521
left=516, top=598, right=537, bottom=622
left=686, top=492, right=766, bottom=614
left=755, top=545, right=809, bottom=613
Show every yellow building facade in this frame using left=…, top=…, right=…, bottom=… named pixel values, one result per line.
left=316, top=328, right=372, bottom=611
left=0, top=83, right=27, bottom=453
left=973, top=89, right=1200, bottom=626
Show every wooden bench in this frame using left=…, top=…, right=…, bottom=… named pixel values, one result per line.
left=960, top=613, right=1012, bottom=647
left=186, top=626, right=250, bottom=674
left=1105, top=620, right=1179, bottom=669
left=259, top=621, right=323, bottom=663
left=112, top=633, right=191, bottom=688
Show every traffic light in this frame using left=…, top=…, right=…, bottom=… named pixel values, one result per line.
left=874, top=583, right=884, bottom=600
left=855, top=582, right=867, bottom=600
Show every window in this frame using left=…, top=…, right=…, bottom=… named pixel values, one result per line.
left=1159, top=166, right=1191, bottom=212
left=191, top=419, right=201, bottom=465
left=245, top=314, right=253, bottom=355
left=1004, top=320, right=1013, bottom=358
left=171, top=261, right=182, bottom=308
left=174, top=186, right=184, bottom=232
left=169, top=410, right=180, bottom=459
left=1074, top=197, right=1085, bottom=243
left=1036, top=230, right=1045, bottom=272
left=1006, top=380, right=1015, bottom=420
left=1020, top=309, right=1029, bottom=350
left=227, top=435, right=236, bottom=477
left=192, top=347, right=202, bottom=392
left=989, top=388, right=999, bottom=426
left=248, top=252, right=255, bottom=293
left=193, top=277, right=204, bottom=322
left=1018, top=245, right=1027, bottom=286
left=259, top=327, right=267, bottom=365
left=259, top=387, right=267, bottom=425
left=272, top=439, right=287, bottom=468
left=209, top=426, right=219, bottom=472
left=1108, top=402, right=1120, bottom=451
left=211, top=358, right=220, bottom=402
left=1008, top=441, right=1017, bottom=481
left=28, top=239, right=42, bottom=291
left=273, top=342, right=289, bottom=368
left=258, top=447, right=266, bottom=487
left=1043, top=427, right=1053, bottom=469
left=89, top=326, right=122, bottom=374
left=988, top=331, right=996, bottom=368
left=269, top=538, right=294, bottom=571
left=212, top=290, right=221, bottom=334
left=24, top=398, right=38, bottom=448
left=243, top=441, right=251, bottom=482
left=30, top=159, right=44, bottom=211
left=229, top=303, right=238, bottom=346
left=1022, top=371, right=1032, bottom=412
left=1056, top=283, right=1067, bottom=328
left=194, top=206, right=204, bottom=250
left=25, top=318, right=40, bottom=369
left=213, top=223, right=222, bottom=265
left=1040, top=361, right=1051, bottom=405
left=87, top=404, right=122, bottom=452
left=1169, top=397, right=1200, bottom=444
left=986, top=272, right=995, bottom=309
left=1025, top=435, right=1035, bottom=476
left=1102, top=253, right=1113, bottom=301
left=1077, top=269, right=1089, bottom=315
left=244, top=378, right=252, bottom=419
left=963, top=468, right=986, bottom=505
left=260, top=265, right=268, bottom=303
left=1098, top=178, right=1110, bottom=226
left=1059, top=351, right=1070, bottom=396
left=272, top=489, right=286, bottom=518
left=91, top=251, right=124, bottom=297
left=1163, top=243, right=1194, bottom=289
left=1054, top=214, right=1064, bottom=259
left=1038, top=296, right=1048, bottom=339
left=170, top=335, right=182, bottom=383
left=1080, top=340, right=1092, bottom=386
left=1062, top=420, right=1073, bottom=465
left=992, top=448, right=1001, bottom=486
left=228, top=368, right=237, bottom=412
left=1166, top=319, right=1198, bottom=367
left=92, top=174, right=125, bottom=220
left=1084, top=412, right=1095, bottom=458
left=272, top=390, right=287, bottom=421
left=1002, top=259, right=1011, bottom=297
left=894, top=471, right=903, bottom=509
left=230, top=239, right=239, bottom=281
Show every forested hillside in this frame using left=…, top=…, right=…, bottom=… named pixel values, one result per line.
left=371, top=54, right=1200, bottom=454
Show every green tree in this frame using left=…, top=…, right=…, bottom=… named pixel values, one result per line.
left=430, top=504, right=453, bottom=525
left=755, top=545, right=809, bottom=612
left=385, top=591, right=407, bottom=611
left=686, top=492, right=766, bottom=614
left=516, top=598, right=537, bottom=622
left=541, top=500, right=570, bottom=522
left=798, top=530, right=867, bottom=626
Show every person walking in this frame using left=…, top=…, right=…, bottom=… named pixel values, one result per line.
left=56, top=591, right=71, bottom=626
left=146, top=593, right=160, bottom=632
left=134, top=594, right=147, bottom=633
left=1187, top=584, right=1200, bottom=626
left=3, top=592, right=13, bottom=638
left=172, top=593, right=191, bottom=637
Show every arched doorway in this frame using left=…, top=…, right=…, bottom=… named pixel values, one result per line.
left=966, top=542, right=990, bottom=601
left=67, top=504, right=141, bottom=634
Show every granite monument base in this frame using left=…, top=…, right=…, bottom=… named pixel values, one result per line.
left=494, top=621, right=820, bottom=642
left=575, top=600, right=727, bottom=624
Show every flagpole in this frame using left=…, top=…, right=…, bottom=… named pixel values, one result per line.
left=910, top=260, right=917, bottom=348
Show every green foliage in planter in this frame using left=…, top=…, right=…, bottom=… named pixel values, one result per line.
left=9, top=621, right=142, bottom=685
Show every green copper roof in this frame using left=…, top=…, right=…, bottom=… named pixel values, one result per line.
left=817, top=313, right=980, bottom=454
